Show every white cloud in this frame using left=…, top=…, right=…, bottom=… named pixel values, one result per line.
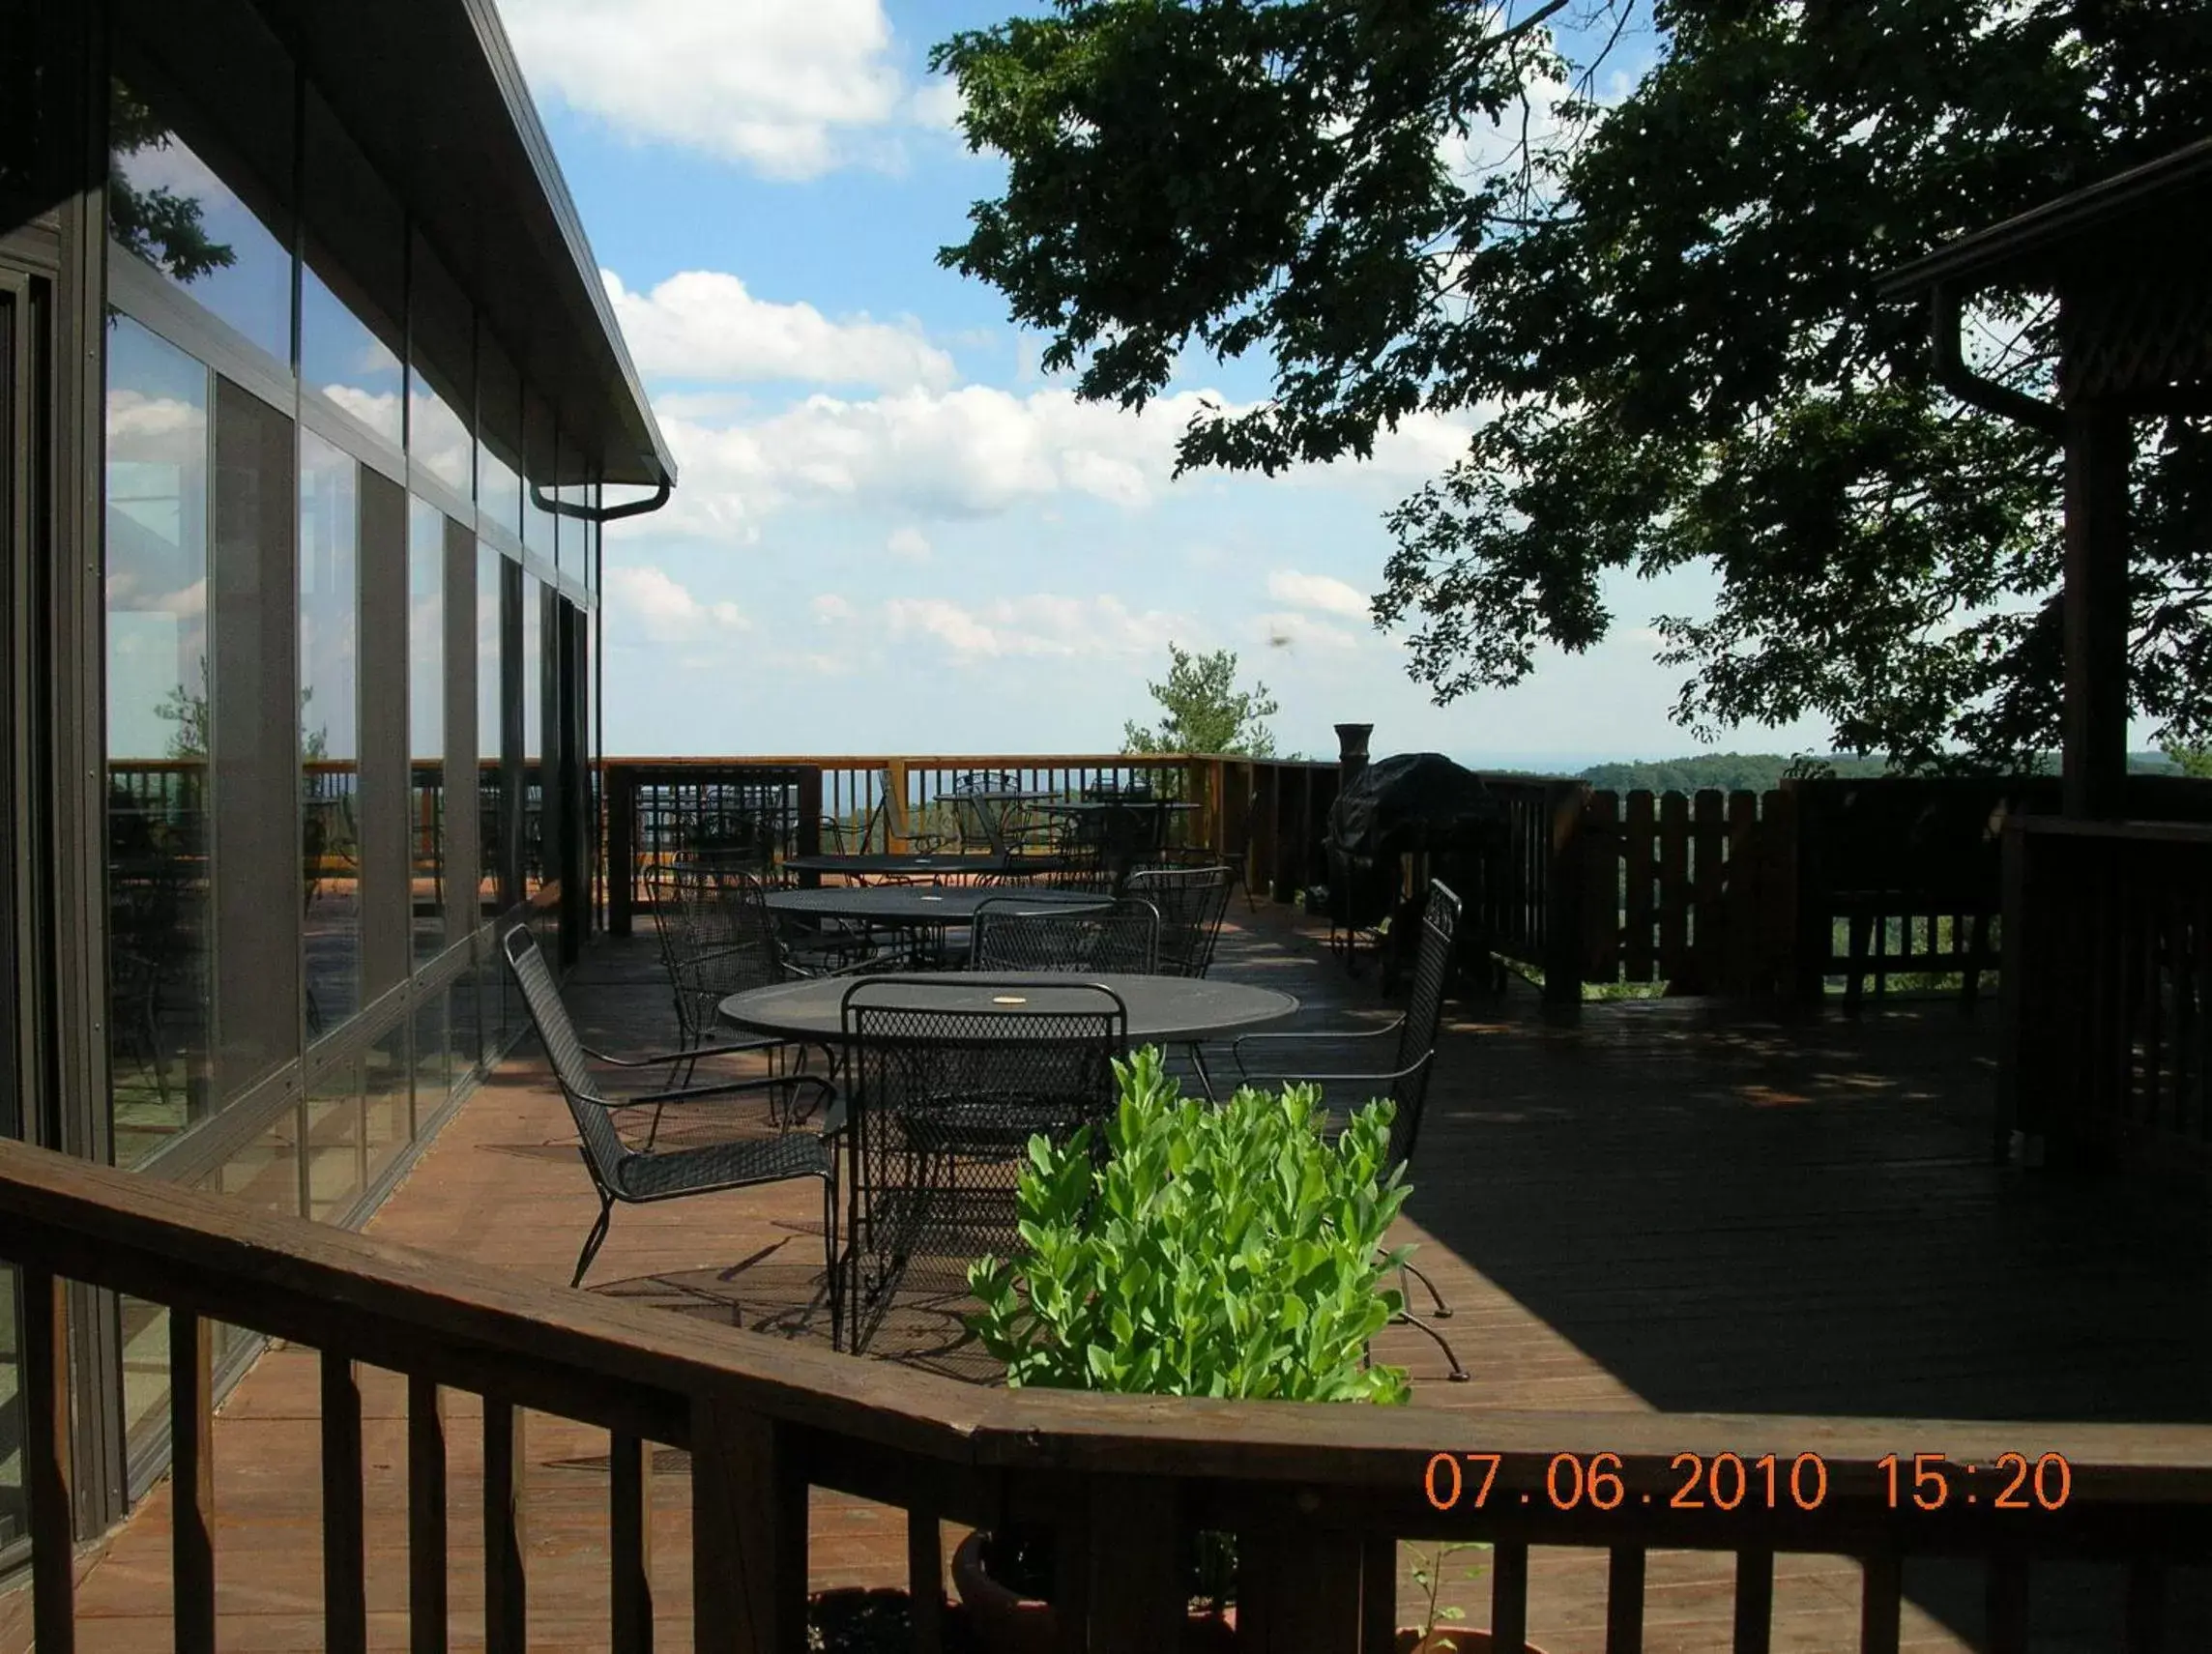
left=878, top=594, right=1193, bottom=663
left=105, top=389, right=204, bottom=462
left=1266, top=569, right=1371, bottom=621
left=605, top=270, right=954, bottom=392
left=603, top=563, right=751, bottom=642
left=886, top=526, right=932, bottom=562
left=500, top=0, right=918, bottom=178
left=811, top=593, right=856, bottom=623
left=908, top=73, right=965, bottom=132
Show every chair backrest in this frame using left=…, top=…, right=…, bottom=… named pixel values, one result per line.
left=1387, top=880, right=1462, bottom=1167
left=1123, top=864, right=1233, bottom=977
left=970, top=896, right=1159, bottom=973
left=501, top=924, right=629, bottom=1190
left=949, top=793, right=1008, bottom=856
left=836, top=977, right=1126, bottom=1352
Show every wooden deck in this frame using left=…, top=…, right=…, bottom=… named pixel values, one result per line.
left=15, top=899, right=2212, bottom=1650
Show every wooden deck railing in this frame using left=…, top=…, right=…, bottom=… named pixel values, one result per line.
left=7, top=1135, right=2212, bottom=1651
left=2000, top=815, right=2212, bottom=1177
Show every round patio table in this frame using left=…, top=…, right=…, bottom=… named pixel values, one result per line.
left=763, top=885, right=1106, bottom=925
left=719, top=972, right=1299, bottom=1046
left=782, top=852, right=1071, bottom=880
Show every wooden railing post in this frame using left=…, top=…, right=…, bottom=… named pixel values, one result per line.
left=691, top=1398, right=807, bottom=1654
left=1542, top=780, right=1586, bottom=1007
left=796, top=766, right=823, bottom=885
left=1081, top=1475, right=1181, bottom=1651
left=484, top=1398, right=528, bottom=1653
left=322, top=1351, right=367, bottom=1654
left=885, top=758, right=911, bottom=852
left=408, top=1377, right=450, bottom=1654
left=1996, top=816, right=2030, bottom=1162
left=24, top=1266, right=74, bottom=1654
left=171, top=1313, right=216, bottom=1654
left=610, top=1432, right=655, bottom=1652
left=606, top=763, right=636, bottom=937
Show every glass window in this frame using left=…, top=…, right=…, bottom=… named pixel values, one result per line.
left=108, top=78, right=294, bottom=368
left=364, top=1021, right=410, bottom=1192
left=478, top=338, right=522, bottom=540
left=522, top=577, right=544, bottom=898
left=301, top=431, right=362, bottom=1034
left=408, top=233, right=473, bottom=501
left=523, top=395, right=557, bottom=558
left=410, top=500, right=447, bottom=964
left=105, top=317, right=214, bottom=1171
left=305, top=1056, right=363, bottom=1223
left=585, top=492, right=599, bottom=593
left=302, top=87, right=404, bottom=449
left=412, top=991, right=451, bottom=1134
left=479, top=543, right=509, bottom=917
left=302, top=271, right=403, bottom=450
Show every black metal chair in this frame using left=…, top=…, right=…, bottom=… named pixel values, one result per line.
left=968, top=895, right=1160, bottom=973
left=1124, top=864, right=1234, bottom=977
left=832, top=977, right=1125, bottom=1356
left=1229, top=879, right=1469, bottom=1380
left=501, top=924, right=840, bottom=1290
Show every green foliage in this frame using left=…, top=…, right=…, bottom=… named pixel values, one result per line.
left=107, top=84, right=236, bottom=284
left=934, top=1, right=2212, bottom=773
left=966, top=1048, right=1412, bottom=1404
left=1577, top=751, right=1891, bottom=795
left=2158, top=741, right=2212, bottom=780
left=1121, top=642, right=1280, bottom=757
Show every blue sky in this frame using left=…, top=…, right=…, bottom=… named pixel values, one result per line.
left=502, top=0, right=1834, bottom=769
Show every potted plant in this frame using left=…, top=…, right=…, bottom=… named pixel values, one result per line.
left=955, top=1048, right=1413, bottom=1651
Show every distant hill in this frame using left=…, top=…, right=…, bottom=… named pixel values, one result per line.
left=1557, top=750, right=2187, bottom=794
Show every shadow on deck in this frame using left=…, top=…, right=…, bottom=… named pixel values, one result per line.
left=29, top=899, right=2212, bottom=1652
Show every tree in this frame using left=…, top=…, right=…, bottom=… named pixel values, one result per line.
left=1121, top=643, right=1280, bottom=756
left=933, top=1, right=2212, bottom=772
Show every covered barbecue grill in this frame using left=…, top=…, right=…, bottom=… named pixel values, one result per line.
left=1324, top=752, right=1506, bottom=988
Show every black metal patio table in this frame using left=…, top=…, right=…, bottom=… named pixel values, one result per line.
left=718, top=971, right=1298, bottom=1046
left=763, top=884, right=1107, bottom=969
left=781, top=852, right=1071, bottom=882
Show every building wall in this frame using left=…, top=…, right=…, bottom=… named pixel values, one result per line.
left=1, top=4, right=613, bottom=1560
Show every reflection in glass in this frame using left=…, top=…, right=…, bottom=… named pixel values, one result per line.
left=522, top=577, right=544, bottom=897
left=478, top=340, right=522, bottom=538
left=108, top=80, right=293, bottom=366
left=301, top=432, right=362, bottom=1034
left=121, top=1296, right=170, bottom=1446
left=219, top=1101, right=300, bottom=1215
left=105, top=317, right=213, bottom=1170
left=480, top=544, right=508, bottom=917
left=306, top=1057, right=364, bottom=1223
left=364, top=1022, right=410, bottom=1193
left=412, top=991, right=451, bottom=1135
left=410, top=500, right=447, bottom=964
left=302, top=267, right=403, bottom=448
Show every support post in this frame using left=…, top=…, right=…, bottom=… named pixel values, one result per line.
left=1542, top=780, right=1586, bottom=1007
left=2060, top=396, right=2132, bottom=821
left=606, top=763, right=636, bottom=936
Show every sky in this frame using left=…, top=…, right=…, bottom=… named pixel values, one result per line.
left=499, top=0, right=1838, bottom=769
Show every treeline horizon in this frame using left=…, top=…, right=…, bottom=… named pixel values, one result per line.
left=1470, top=751, right=2192, bottom=796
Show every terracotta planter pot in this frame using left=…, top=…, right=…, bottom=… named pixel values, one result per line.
left=950, top=1530, right=1237, bottom=1654
left=1395, top=1631, right=1548, bottom=1654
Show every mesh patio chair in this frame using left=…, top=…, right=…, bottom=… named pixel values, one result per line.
left=647, top=863, right=854, bottom=1080
left=833, top=977, right=1126, bottom=1356
left=1228, top=879, right=1469, bottom=1380
left=501, top=924, right=841, bottom=1290
left=968, top=895, right=1160, bottom=973
left=1124, top=864, right=1234, bottom=977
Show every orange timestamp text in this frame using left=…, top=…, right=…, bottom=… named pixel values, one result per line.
left=1422, top=1451, right=2075, bottom=1514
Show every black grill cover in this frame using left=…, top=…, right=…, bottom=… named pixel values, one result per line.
left=1326, top=752, right=1505, bottom=862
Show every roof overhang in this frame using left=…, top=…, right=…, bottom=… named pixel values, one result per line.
left=114, top=0, right=674, bottom=489
left=1879, top=137, right=2212, bottom=301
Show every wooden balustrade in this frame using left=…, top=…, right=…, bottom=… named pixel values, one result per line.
left=7, top=1135, right=2212, bottom=1651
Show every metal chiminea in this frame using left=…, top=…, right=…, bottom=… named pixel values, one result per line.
left=1335, top=722, right=1374, bottom=788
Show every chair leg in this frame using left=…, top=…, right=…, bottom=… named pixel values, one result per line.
left=1401, top=1260, right=1453, bottom=1320
left=573, top=1195, right=615, bottom=1289
left=1398, top=1308, right=1470, bottom=1382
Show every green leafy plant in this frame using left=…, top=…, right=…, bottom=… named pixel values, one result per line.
left=968, top=1046, right=1412, bottom=1404
left=964, top=1050, right=1412, bottom=1612
left=1411, top=1541, right=1493, bottom=1649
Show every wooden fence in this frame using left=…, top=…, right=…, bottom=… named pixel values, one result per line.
left=7, top=1134, right=2211, bottom=1652
left=2001, top=817, right=2212, bottom=1180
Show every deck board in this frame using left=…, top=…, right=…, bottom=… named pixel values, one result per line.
left=15, top=901, right=2212, bottom=1650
